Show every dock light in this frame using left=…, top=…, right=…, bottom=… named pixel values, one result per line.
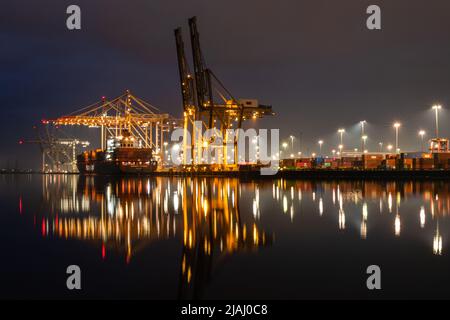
left=318, top=140, right=323, bottom=156
left=360, top=121, right=366, bottom=150
left=361, top=135, right=368, bottom=152
left=337, top=129, right=345, bottom=148
left=289, top=135, right=295, bottom=150
left=432, top=105, right=442, bottom=138
left=393, top=122, right=401, bottom=153
left=418, top=130, right=426, bottom=152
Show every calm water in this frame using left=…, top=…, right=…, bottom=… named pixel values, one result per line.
left=1, top=174, right=449, bottom=299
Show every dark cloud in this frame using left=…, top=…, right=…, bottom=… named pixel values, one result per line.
left=1, top=0, right=450, bottom=168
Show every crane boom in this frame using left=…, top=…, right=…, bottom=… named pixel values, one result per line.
left=188, top=16, right=214, bottom=128
left=174, top=27, right=196, bottom=112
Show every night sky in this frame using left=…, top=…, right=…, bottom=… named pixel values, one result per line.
left=2, top=0, right=450, bottom=169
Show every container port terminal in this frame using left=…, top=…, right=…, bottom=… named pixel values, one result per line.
left=12, top=17, right=450, bottom=179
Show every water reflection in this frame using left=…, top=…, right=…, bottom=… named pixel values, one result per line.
left=20, top=176, right=450, bottom=298
left=37, top=177, right=450, bottom=257
left=37, top=175, right=273, bottom=299
left=270, top=179, right=448, bottom=255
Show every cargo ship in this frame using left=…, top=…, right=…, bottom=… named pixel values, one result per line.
left=77, top=130, right=158, bottom=174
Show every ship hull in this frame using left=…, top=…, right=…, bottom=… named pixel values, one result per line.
left=77, top=161, right=158, bottom=175
left=77, top=148, right=158, bottom=175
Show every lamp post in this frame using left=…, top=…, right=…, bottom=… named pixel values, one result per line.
left=318, top=140, right=323, bottom=156
left=432, top=105, right=442, bottom=138
left=282, top=142, right=288, bottom=159
left=360, top=120, right=366, bottom=151
left=362, top=135, right=368, bottom=153
left=289, top=135, right=295, bottom=151
left=393, top=122, right=401, bottom=154
left=338, top=129, right=345, bottom=150
left=419, top=130, right=426, bottom=152
left=379, top=142, right=383, bottom=152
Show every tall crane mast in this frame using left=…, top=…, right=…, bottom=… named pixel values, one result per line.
left=175, top=17, right=274, bottom=168
left=188, top=16, right=214, bottom=128
left=175, top=27, right=197, bottom=164
left=174, top=28, right=196, bottom=113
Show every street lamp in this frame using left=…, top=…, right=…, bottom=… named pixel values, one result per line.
left=419, top=130, right=426, bottom=152
left=337, top=129, right=345, bottom=149
left=318, top=140, right=323, bottom=156
left=360, top=121, right=366, bottom=135
left=282, top=142, right=288, bottom=150
left=432, top=105, right=442, bottom=138
left=387, top=144, right=393, bottom=152
left=289, top=135, right=295, bottom=151
left=393, top=122, right=401, bottom=154
left=362, top=135, right=368, bottom=153
left=360, top=120, right=366, bottom=151
left=379, top=142, right=383, bottom=152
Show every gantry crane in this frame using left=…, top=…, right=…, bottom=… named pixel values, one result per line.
left=20, top=125, right=90, bottom=172
left=49, top=91, right=181, bottom=164
left=175, top=17, right=274, bottom=169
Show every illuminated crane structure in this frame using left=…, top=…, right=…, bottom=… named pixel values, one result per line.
left=34, top=17, right=272, bottom=172
left=49, top=91, right=181, bottom=164
left=175, top=17, right=274, bottom=169
left=20, top=125, right=89, bottom=173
